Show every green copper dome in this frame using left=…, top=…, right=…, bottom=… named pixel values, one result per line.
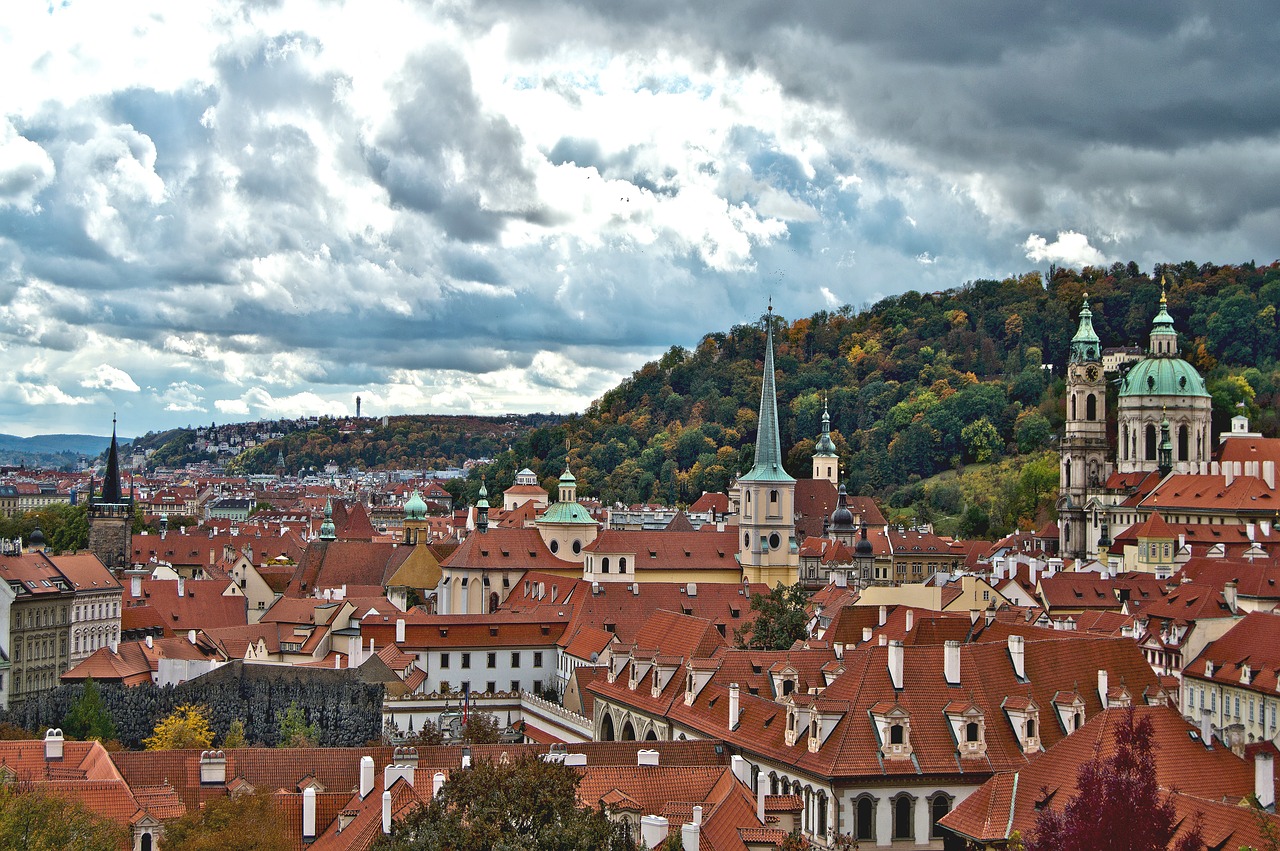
left=403, top=490, right=428, bottom=521
left=1119, top=357, right=1209, bottom=398
left=319, top=498, right=337, bottom=541
left=538, top=501, right=596, bottom=525
left=1068, top=295, right=1101, bottom=364
left=814, top=399, right=837, bottom=457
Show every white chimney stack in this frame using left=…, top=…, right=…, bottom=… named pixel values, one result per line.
left=1008, top=634, right=1026, bottom=680
left=731, top=755, right=751, bottom=787
left=1201, top=709, right=1213, bottom=745
left=878, top=605, right=888, bottom=626
left=1098, top=670, right=1110, bottom=709
left=146, top=635, right=154, bottom=649
left=944, top=640, right=961, bottom=686
left=638, top=749, right=660, bottom=766
left=682, top=821, right=701, bottom=851
left=360, top=755, right=375, bottom=798
left=44, top=728, right=63, bottom=761
left=131, top=574, right=142, bottom=597
left=905, top=609, right=914, bottom=633
left=693, top=806, right=703, bottom=825
left=888, top=640, right=904, bottom=689
left=757, top=777, right=766, bottom=823
left=382, top=790, right=392, bottom=835
left=396, top=618, right=406, bottom=644
left=303, top=787, right=316, bottom=838
left=1257, top=752, right=1276, bottom=810
left=433, top=771, right=446, bottom=796
left=199, top=750, right=227, bottom=784
left=862, top=627, right=873, bottom=643
left=177, top=577, right=185, bottom=597
left=729, top=683, right=741, bottom=732
left=640, top=816, right=670, bottom=848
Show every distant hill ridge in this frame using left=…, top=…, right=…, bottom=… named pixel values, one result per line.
left=0, top=433, right=119, bottom=456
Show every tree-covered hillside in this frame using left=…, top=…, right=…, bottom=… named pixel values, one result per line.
left=464, top=261, right=1280, bottom=538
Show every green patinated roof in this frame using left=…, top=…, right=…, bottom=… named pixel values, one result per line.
left=814, top=401, right=837, bottom=457
left=476, top=480, right=489, bottom=510
left=1119, top=357, right=1209, bottom=398
left=537, top=501, right=596, bottom=525
left=1069, top=295, right=1101, bottom=364
left=741, top=307, right=795, bottom=484
left=319, top=498, right=336, bottom=541
left=403, top=490, right=428, bottom=521
left=559, top=468, right=576, bottom=484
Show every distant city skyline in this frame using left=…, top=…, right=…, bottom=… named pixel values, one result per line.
left=2, top=1, right=1277, bottom=437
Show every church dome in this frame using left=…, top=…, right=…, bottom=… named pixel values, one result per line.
left=403, top=490, right=428, bottom=521
left=829, top=485, right=855, bottom=531
left=1119, top=357, right=1209, bottom=398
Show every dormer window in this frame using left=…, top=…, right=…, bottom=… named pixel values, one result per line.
left=965, top=722, right=980, bottom=743
left=889, top=724, right=905, bottom=745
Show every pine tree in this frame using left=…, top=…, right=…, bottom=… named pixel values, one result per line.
left=62, top=678, right=118, bottom=743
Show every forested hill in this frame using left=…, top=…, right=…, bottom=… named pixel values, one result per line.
left=467, top=261, right=1280, bottom=536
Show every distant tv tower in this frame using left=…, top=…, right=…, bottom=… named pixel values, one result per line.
left=356, top=395, right=362, bottom=418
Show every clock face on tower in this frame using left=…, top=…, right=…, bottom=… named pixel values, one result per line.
left=1085, top=365, right=1099, bottom=381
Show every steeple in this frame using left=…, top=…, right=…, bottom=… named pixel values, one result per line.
left=743, top=301, right=795, bottom=484
left=1068, top=294, right=1101, bottom=364
left=811, top=396, right=839, bottom=485
left=100, top=416, right=124, bottom=504
left=319, top=499, right=336, bottom=541
left=1149, top=277, right=1178, bottom=356
left=1158, top=411, right=1173, bottom=478
left=814, top=397, right=837, bottom=457
left=476, top=479, right=490, bottom=534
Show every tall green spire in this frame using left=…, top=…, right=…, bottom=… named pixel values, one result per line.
left=1149, top=276, right=1178, bottom=356
left=1068, top=294, right=1101, bottom=364
left=742, top=302, right=794, bottom=483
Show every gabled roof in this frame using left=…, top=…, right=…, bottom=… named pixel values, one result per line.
left=585, top=530, right=741, bottom=571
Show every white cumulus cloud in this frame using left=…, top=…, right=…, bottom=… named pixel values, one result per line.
left=1023, top=231, right=1106, bottom=269
left=81, top=363, right=141, bottom=393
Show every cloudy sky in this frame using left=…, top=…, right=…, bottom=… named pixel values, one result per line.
left=2, top=1, right=1276, bottom=438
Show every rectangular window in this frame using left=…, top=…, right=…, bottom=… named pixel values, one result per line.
left=511, top=680, right=520, bottom=693
left=486, top=681, right=496, bottom=694
left=533, top=680, right=542, bottom=694
left=487, top=652, right=496, bottom=669
left=511, top=652, right=520, bottom=667
left=461, top=681, right=470, bottom=694
left=461, top=653, right=471, bottom=669
left=533, top=652, right=543, bottom=667
left=441, top=653, right=450, bottom=669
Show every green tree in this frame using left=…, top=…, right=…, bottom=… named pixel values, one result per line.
left=0, top=784, right=127, bottom=850
left=961, top=417, right=1001, bottom=463
left=461, top=712, right=501, bottom=745
left=160, top=791, right=289, bottom=851
left=222, top=719, right=247, bottom=749
left=145, top=703, right=214, bottom=750
left=372, top=753, right=634, bottom=851
left=734, top=583, right=810, bottom=651
left=1015, top=411, right=1053, bottom=455
left=62, top=678, right=117, bottom=743
left=276, top=700, right=319, bottom=748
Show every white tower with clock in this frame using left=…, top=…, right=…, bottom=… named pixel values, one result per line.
left=1058, top=295, right=1112, bottom=561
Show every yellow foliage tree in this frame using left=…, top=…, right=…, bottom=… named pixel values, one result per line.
left=145, top=703, right=215, bottom=751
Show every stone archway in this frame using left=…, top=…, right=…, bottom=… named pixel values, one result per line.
left=600, top=714, right=615, bottom=741
left=621, top=719, right=637, bottom=741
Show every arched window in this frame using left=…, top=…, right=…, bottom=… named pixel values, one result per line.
left=855, top=796, right=875, bottom=840
left=1026, top=718, right=1037, bottom=739
left=1086, top=393, right=1097, bottom=421
left=601, top=557, right=610, bottom=574
left=816, top=793, right=828, bottom=835
left=621, top=720, right=636, bottom=741
left=488, top=593, right=499, bottom=614
left=781, top=679, right=795, bottom=696
left=1178, top=425, right=1189, bottom=461
left=1145, top=424, right=1158, bottom=461
left=769, top=490, right=778, bottom=505
left=890, top=723, right=905, bottom=745
left=1064, top=459, right=1071, bottom=488
left=1071, top=395, right=1077, bottom=419
left=1122, top=424, right=1129, bottom=460
left=141, top=832, right=153, bottom=851
left=600, top=714, right=615, bottom=741
left=931, top=793, right=953, bottom=838
left=892, top=794, right=914, bottom=840
left=618, top=557, right=627, bottom=573
left=965, top=721, right=980, bottom=743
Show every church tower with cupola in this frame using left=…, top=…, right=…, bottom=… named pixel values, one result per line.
left=738, top=304, right=799, bottom=587
left=1058, top=296, right=1111, bottom=561
left=88, top=418, right=133, bottom=571
left=812, top=397, right=839, bottom=485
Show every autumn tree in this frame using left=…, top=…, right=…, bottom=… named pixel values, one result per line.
left=160, top=790, right=289, bottom=851
left=735, top=583, right=810, bottom=651
left=222, top=719, right=247, bottom=749
left=1027, top=708, right=1203, bottom=851
left=0, top=784, right=127, bottom=850
left=144, top=703, right=214, bottom=750
left=372, top=753, right=634, bottom=851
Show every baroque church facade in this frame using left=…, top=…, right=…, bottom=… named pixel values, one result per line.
left=1057, top=284, right=1213, bottom=562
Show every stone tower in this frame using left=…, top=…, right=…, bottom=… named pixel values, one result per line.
left=88, top=419, right=132, bottom=571
left=738, top=303, right=799, bottom=587
left=1058, top=296, right=1110, bottom=561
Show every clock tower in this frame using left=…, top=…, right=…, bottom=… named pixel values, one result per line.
left=1058, top=295, right=1111, bottom=561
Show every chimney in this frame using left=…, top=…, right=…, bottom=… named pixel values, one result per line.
left=731, top=755, right=751, bottom=787
left=682, top=821, right=701, bottom=851
left=1098, top=670, right=1110, bottom=709
left=638, top=749, right=660, bottom=766
left=303, top=787, right=316, bottom=839
left=393, top=746, right=419, bottom=768
left=1224, top=581, right=1239, bottom=614
left=433, top=772, right=446, bottom=797
left=382, top=790, right=392, bottom=835
left=1264, top=461, right=1276, bottom=490
left=985, top=609, right=996, bottom=627
left=1248, top=523, right=1257, bottom=542
left=693, top=805, right=703, bottom=826
left=1201, top=709, right=1213, bottom=746
left=862, top=627, right=873, bottom=644
left=1008, top=634, right=1026, bottom=680
left=563, top=753, right=587, bottom=766
left=44, top=728, right=63, bottom=761
left=905, top=610, right=914, bottom=633
left=878, top=634, right=887, bottom=646
left=878, top=605, right=887, bottom=626
left=640, top=816, right=670, bottom=848
left=199, top=750, right=227, bottom=784
left=729, top=684, right=741, bottom=732
left=131, top=574, right=142, bottom=598
left=384, top=763, right=414, bottom=789
left=888, top=639, right=904, bottom=689
left=757, top=776, right=766, bottom=823
left=396, top=618, right=406, bottom=644
left=1257, top=752, right=1276, bottom=811
left=360, top=755, right=375, bottom=798
left=177, top=577, right=185, bottom=597
left=944, top=640, right=961, bottom=686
